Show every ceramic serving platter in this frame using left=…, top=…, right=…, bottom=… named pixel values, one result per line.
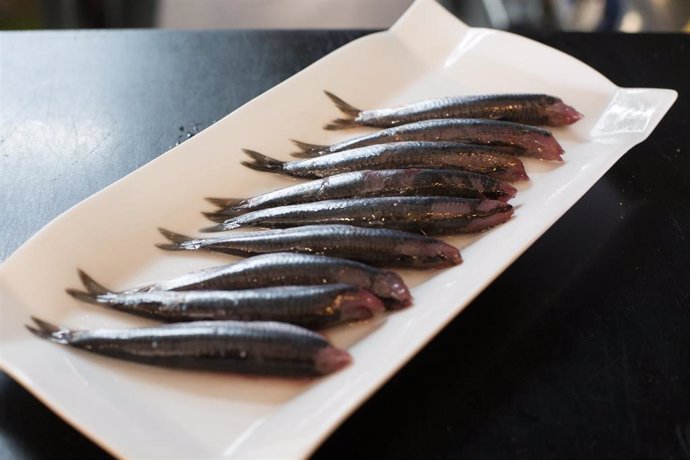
left=0, top=0, right=676, bottom=458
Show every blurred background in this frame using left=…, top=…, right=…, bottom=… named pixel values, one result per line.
left=0, top=0, right=688, bottom=31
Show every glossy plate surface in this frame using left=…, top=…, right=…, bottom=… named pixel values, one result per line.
left=0, top=1, right=676, bottom=458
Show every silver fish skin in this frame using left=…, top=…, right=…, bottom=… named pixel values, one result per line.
left=67, top=282, right=386, bottom=327
left=156, top=225, right=462, bottom=269
left=113, top=253, right=412, bottom=309
left=323, top=91, right=583, bottom=129
left=292, top=118, right=564, bottom=161
left=203, top=196, right=514, bottom=236
left=242, top=141, right=528, bottom=182
left=208, top=168, right=517, bottom=217
left=27, top=317, right=351, bottom=377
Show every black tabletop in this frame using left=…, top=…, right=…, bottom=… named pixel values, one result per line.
left=1, top=29, right=688, bottom=459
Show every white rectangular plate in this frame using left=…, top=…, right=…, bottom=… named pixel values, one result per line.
left=0, top=1, right=676, bottom=458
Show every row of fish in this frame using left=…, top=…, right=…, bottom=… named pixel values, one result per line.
left=40, top=253, right=412, bottom=376
left=29, top=91, right=582, bottom=377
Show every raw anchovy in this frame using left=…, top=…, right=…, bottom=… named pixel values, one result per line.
left=156, top=224, right=462, bottom=269
left=113, top=253, right=412, bottom=309
left=67, top=277, right=386, bottom=326
left=26, top=317, right=350, bottom=377
left=242, top=141, right=528, bottom=182
left=291, top=118, right=563, bottom=160
left=203, top=196, right=513, bottom=235
left=323, top=91, right=583, bottom=129
left=208, top=168, right=516, bottom=217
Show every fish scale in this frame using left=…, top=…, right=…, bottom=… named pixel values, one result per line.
left=26, top=318, right=351, bottom=376
left=155, top=224, right=462, bottom=269
left=203, top=196, right=514, bottom=235
left=207, top=168, right=516, bottom=217
left=323, top=91, right=582, bottom=129
left=67, top=283, right=388, bottom=327
left=291, top=118, right=564, bottom=160
left=241, top=141, right=528, bottom=182
left=125, top=253, right=359, bottom=291
left=113, top=252, right=410, bottom=308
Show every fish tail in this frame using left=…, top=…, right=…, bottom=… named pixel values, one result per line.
left=205, top=197, right=244, bottom=208
left=241, top=149, right=286, bottom=173
left=65, top=288, right=99, bottom=305
left=324, top=118, right=361, bottom=130
left=290, top=139, right=325, bottom=158
left=64, top=269, right=111, bottom=304
left=324, top=91, right=360, bottom=116
left=323, top=90, right=361, bottom=130
left=76, top=269, right=110, bottom=295
left=26, top=316, right=71, bottom=344
left=156, top=228, right=199, bottom=251
left=202, top=211, right=230, bottom=224
left=200, top=212, right=244, bottom=232
left=199, top=223, right=231, bottom=232
left=205, top=198, right=246, bottom=217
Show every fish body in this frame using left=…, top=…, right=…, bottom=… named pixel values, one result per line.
left=209, top=168, right=516, bottom=217
left=324, top=91, right=583, bottom=129
left=68, top=282, right=387, bottom=326
left=111, top=253, right=411, bottom=309
left=292, top=118, right=563, bottom=160
left=156, top=225, right=462, bottom=269
left=242, top=141, right=528, bottom=182
left=204, top=196, right=513, bottom=235
left=27, top=317, right=350, bottom=377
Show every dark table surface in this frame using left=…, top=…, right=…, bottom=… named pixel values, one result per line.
left=1, top=28, right=689, bottom=459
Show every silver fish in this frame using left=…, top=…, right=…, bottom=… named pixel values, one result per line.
left=291, top=118, right=564, bottom=160
left=67, top=277, right=386, bottom=327
left=156, top=224, right=462, bottom=269
left=242, top=141, right=528, bottom=182
left=208, top=168, right=516, bottom=217
left=27, top=317, right=351, bottom=377
left=203, top=196, right=514, bottom=235
left=323, top=91, right=583, bottom=129
left=113, top=253, right=412, bottom=309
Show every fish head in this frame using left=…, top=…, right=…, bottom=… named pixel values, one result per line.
left=336, top=289, right=386, bottom=318
left=314, top=346, right=352, bottom=375
left=395, top=239, right=463, bottom=268
left=372, top=271, right=412, bottom=309
left=519, top=128, right=565, bottom=161
left=545, top=100, right=584, bottom=126
left=434, top=242, right=463, bottom=266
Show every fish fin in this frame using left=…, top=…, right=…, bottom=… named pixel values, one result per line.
left=156, top=228, right=197, bottom=251
left=324, top=91, right=360, bottom=116
left=290, top=139, right=325, bottom=158
left=26, top=317, right=71, bottom=344
left=205, top=197, right=244, bottom=208
left=324, top=91, right=361, bottom=130
left=202, top=211, right=231, bottom=224
left=65, top=288, right=99, bottom=305
left=241, top=149, right=285, bottom=173
left=76, top=269, right=110, bottom=295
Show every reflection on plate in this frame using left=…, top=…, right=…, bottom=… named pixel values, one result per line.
left=0, top=0, right=676, bottom=458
